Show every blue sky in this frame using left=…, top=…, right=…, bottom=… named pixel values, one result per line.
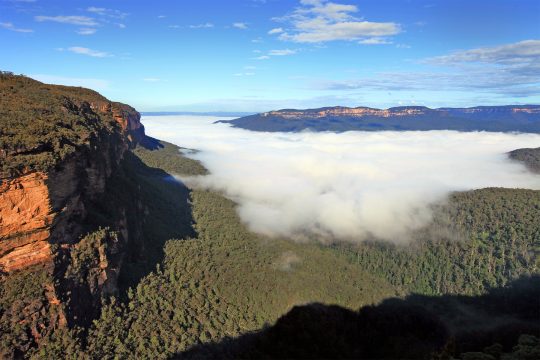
left=1, top=0, right=539, bottom=112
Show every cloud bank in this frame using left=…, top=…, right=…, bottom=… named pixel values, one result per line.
left=143, top=116, right=540, bottom=243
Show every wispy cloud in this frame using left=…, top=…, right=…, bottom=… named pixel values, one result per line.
left=66, top=46, right=111, bottom=58
left=268, top=49, right=296, bottom=56
left=35, top=15, right=98, bottom=26
left=358, top=37, right=392, bottom=45
left=143, top=78, right=161, bottom=82
left=268, top=27, right=283, bottom=34
left=77, top=28, right=97, bottom=35
left=0, top=21, right=33, bottom=33
left=425, top=40, right=540, bottom=65
left=86, top=7, right=128, bottom=19
left=233, top=22, right=248, bottom=29
left=316, top=40, right=540, bottom=98
left=273, top=0, right=400, bottom=43
left=254, top=48, right=298, bottom=60
left=234, top=72, right=255, bottom=76
left=189, top=22, right=214, bottom=29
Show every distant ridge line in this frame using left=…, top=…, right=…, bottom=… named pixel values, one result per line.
left=219, top=104, right=540, bottom=133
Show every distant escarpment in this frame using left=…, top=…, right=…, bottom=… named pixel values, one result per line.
left=220, top=105, right=540, bottom=132
left=0, top=74, right=156, bottom=348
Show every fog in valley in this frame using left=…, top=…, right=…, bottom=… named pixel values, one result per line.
left=143, top=115, right=540, bottom=243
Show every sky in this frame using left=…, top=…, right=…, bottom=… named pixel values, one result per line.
left=1, top=0, right=539, bottom=112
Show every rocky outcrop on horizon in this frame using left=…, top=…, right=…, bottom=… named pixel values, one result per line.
left=221, top=105, right=540, bottom=132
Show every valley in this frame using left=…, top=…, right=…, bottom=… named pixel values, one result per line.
left=0, top=74, right=539, bottom=359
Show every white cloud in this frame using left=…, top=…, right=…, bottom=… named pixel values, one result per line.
left=118, top=23, right=126, bottom=29
left=274, top=0, right=400, bottom=43
left=269, top=49, right=297, bottom=56
left=67, top=46, right=111, bottom=58
left=143, top=78, right=161, bottom=82
left=142, top=116, right=540, bottom=243
left=358, top=37, right=392, bottom=45
left=35, top=15, right=98, bottom=26
left=77, top=28, right=97, bottom=35
left=233, top=22, right=248, bottom=29
left=268, top=27, right=283, bottom=34
left=157, top=15, right=166, bottom=19
left=254, top=55, right=270, bottom=60
left=189, top=22, right=214, bottom=29
left=0, top=21, right=33, bottom=33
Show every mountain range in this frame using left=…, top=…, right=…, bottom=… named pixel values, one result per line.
left=220, top=105, right=540, bottom=132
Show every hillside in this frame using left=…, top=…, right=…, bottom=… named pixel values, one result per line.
left=509, top=147, right=540, bottom=173
left=219, top=105, right=540, bottom=132
left=1, top=75, right=539, bottom=359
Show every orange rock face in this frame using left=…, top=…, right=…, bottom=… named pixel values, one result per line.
left=264, top=107, right=429, bottom=119
left=0, top=102, right=144, bottom=273
left=0, top=172, right=54, bottom=272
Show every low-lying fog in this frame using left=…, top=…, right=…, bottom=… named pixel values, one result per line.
left=142, top=115, right=540, bottom=243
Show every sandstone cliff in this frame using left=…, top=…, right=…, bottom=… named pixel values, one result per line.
left=0, top=74, right=148, bottom=342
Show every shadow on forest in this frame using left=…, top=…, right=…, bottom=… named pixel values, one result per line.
left=87, top=141, right=196, bottom=294
left=139, top=135, right=165, bottom=151
left=175, top=275, right=540, bottom=359
left=119, top=151, right=195, bottom=291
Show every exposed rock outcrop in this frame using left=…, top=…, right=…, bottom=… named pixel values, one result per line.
left=0, top=74, right=148, bottom=342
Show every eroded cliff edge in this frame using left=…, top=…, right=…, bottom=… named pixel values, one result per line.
left=0, top=73, right=149, bottom=346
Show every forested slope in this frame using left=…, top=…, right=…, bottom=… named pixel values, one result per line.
left=26, top=140, right=539, bottom=359
left=509, top=147, right=540, bottom=173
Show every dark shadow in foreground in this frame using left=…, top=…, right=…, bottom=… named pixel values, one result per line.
left=176, top=275, right=540, bottom=359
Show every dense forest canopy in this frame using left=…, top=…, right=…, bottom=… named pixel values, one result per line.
left=509, top=147, right=540, bottom=173
left=0, top=73, right=137, bottom=177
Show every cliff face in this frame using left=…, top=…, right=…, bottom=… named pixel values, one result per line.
left=0, top=75, right=148, bottom=339
left=0, top=172, right=52, bottom=272
left=0, top=98, right=143, bottom=274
